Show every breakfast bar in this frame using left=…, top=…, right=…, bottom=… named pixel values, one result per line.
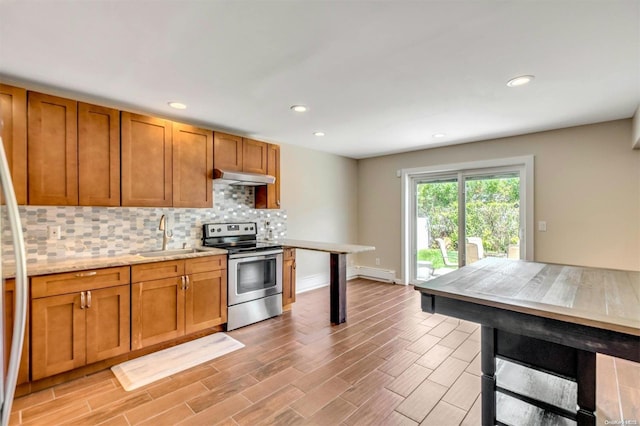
left=278, top=239, right=375, bottom=324
left=414, top=258, right=640, bottom=426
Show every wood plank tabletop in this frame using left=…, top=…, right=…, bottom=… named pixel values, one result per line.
left=414, top=258, right=640, bottom=336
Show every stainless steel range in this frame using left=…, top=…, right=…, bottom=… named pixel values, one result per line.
left=202, top=222, right=283, bottom=331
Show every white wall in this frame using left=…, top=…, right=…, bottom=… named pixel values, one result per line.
left=357, top=119, right=640, bottom=276
left=280, top=143, right=359, bottom=291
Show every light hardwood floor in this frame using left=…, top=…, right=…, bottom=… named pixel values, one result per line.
left=9, top=278, right=640, bottom=425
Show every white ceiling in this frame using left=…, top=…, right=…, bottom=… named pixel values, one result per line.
left=1, top=1, right=638, bottom=159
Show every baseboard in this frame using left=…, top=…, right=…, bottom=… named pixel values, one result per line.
left=349, top=266, right=397, bottom=283
left=295, top=266, right=400, bottom=294
left=296, top=273, right=330, bottom=293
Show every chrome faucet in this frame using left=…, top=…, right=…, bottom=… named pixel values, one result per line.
left=158, top=215, right=173, bottom=250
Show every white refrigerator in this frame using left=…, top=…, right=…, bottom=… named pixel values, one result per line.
left=0, top=136, right=27, bottom=426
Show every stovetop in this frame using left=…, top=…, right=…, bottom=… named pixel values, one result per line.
left=201, top=222, right=282, bottom=254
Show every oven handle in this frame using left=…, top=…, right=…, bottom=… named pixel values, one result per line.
left=229, top=249, right=283, bottom=260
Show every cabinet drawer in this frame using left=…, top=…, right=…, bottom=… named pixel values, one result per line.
left=132, top=260, right=185, bottom=283
left=32, top=266, right=130, bottom=298
left=186, top=255, right=226, bottom=274
left=283, top=248, right=296, bottom=260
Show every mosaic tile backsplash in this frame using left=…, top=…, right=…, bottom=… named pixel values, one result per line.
left=2, top=184, right=287, bottom=264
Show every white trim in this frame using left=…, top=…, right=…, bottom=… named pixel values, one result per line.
left=400, top=155, right=535, bottom=284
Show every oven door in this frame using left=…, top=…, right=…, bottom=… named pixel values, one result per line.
left=228, top=249, right=283, bottom=306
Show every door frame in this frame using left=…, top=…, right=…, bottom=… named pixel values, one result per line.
left=399, top=155, right=534, bottom=285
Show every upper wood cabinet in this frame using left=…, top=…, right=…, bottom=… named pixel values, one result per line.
left=242, top=138, right=268, bottom=174
left=0, top=84, right=27, bottom=205
left=213, top=132, right=243, bottom=171
left=26, top=92, right=119, bottom=206
left=78, top=102, right=120, bottom=206
left=121, top=112, right=173, bottom=207
left=255, top=143, right=281, bottom=209
left=27, top=92, right=78, bottom=205
left=173, top=123, right=213, bottom=208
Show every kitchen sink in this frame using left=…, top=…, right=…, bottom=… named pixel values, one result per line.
left=136, top=248, right=200, bottom=258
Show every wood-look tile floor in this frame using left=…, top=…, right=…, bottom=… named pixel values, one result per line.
left=9, top=279, right=640, bottom=426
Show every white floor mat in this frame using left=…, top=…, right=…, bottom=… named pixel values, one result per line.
left=111, top=333, right=244, bottom=391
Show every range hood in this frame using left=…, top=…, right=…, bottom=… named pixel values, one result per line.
left=213, top=168, right=276, bottom=186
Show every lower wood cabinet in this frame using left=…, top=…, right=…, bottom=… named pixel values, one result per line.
left=282, top=248, right=296, bottom=310
left=4, top=279, right=29, bottom=385
left=132, top=256, right=227, bottom=350
left=31, top=267, right=130, bottom=380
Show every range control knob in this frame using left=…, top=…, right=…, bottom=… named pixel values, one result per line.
left=244, top=227, right=248, bottom=231
left=217, top=228, right=221, bottom=232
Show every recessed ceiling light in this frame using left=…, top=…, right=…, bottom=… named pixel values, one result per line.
left=506, top=75, right=535, bottom=87
left=290, top=105, right=308, bottom=112
left=168, top=101, right=187, bottom=110
left=313, top=132, right=325, bottom=137
left=432, top=133, right=446, bottom=138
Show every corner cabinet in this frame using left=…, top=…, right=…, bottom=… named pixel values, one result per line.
left=0, top=84, right=27, bottom=205
left=31, top=267, right=131, bottom=380
left=131, top=256, right=227, bottom=350
left=282, top=248, right=296, bottom=310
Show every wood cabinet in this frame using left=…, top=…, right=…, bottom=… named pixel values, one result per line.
left=213, top=133, right=269, bottom=175
left=242, top=138, right=268, bottom=174
left=27, top=92, right=78, bottom=205
left=213, top=132, right=243, bottom=171
left=78, top=102, right=120, bottom=206
left=0, top=84, right=27, bottom=204
left=4, top=279, right=29, bottom=385
left=172, top=123, right=213, bottom=208
left=131, top=255, right=227, bottom=350
left=27, top=92, right=120, bottom=206
left=31, top=267, right=130, bottom=380
left=121, top=112, right=173, bottom=207
left=282, top=248, right=296, bottom=310
left=255, top=143, right=281, bottom=209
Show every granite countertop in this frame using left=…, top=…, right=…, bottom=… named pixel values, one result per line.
left=276, top=239, right=375, bottom=254
left=2, top=247, right=228, bottom=279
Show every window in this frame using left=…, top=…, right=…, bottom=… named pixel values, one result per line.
left=400, top=156, right=534, bottom=285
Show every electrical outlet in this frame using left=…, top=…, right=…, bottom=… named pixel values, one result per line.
left=48, top=225, right=61, bottom=240
left=538, top=221, right=547, bottom=232
left=375, top=258, right=380, bottom=266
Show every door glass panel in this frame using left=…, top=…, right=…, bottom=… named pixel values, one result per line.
left=237, top=258, right=277, bottom=294
left=415, top=178, right=460, bottom=280
left=464, top=173, right=521, bottom=264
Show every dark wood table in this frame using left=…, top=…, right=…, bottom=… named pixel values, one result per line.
left=414, top=258, right=640, bottom=426
left=277, top=239, right=375, bottom=324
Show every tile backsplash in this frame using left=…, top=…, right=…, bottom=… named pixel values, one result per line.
left=2, top=184, right=287, bottom=264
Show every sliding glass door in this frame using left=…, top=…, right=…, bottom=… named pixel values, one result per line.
left=409, top=163, right=528, bottom=283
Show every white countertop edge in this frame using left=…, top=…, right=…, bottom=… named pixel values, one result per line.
left=274, top=239, right=375, bottom=254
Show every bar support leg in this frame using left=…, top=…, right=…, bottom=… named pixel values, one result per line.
left=330, top=253, right=346, bottom=324
left=481, top=325, right=497, bottom=426
left=576, top=350, right=596, bottom=426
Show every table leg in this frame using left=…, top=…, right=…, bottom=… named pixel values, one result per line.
left=576, top=350, right=596, bottom=426
left=330, top=253, right=346, bottom=324
left=481, top=325, right=497, bottom=426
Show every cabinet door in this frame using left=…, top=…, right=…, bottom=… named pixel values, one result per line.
left=172, top=123, right=213, bottom=208
left=0, top=84, right=27, bottom=204
left=131, top=277, right=185, bottom=349
left=85, top=285, right=130, bottom=364
left=27, top=92, right=78, bottom=205
left=242, top=138, right=268, bottom=174
left=32, top=293, right=86, bottom=380
left=255, top=143, right=280, bottom=209
left=184, top=269, right=227, bottom=335
left=282, top=248, right=296, bottom=309
left=213, top=132, right=243, bottom=172
left=4, top=279, right=29, bottom=384
left=78, top=102, right=120, bottom=206
left=121, top=112, right=172, bottom=207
